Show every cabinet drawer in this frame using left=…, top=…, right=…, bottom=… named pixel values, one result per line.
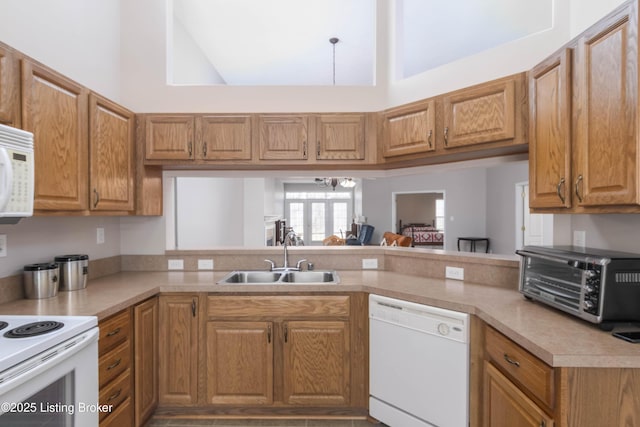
left=99, top=396, right=132, bottom=427
left=99, top=309, right=131, bottom=354
left=208, top=295, right=350, bottom=318
left=99, top=340, right=131, bottom=388
left=99, top=369, right=131, bottom=421
left=485, top=326, right=554, bottom=408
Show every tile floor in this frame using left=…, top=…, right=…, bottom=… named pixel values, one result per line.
left=144, top=418, right=385, bottom=427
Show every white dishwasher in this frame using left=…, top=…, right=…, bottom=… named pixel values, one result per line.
left=369, top=294, right=469, bottom=427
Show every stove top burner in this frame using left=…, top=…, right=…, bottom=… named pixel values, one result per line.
left=3, top=321, right=64, bottom=338
left=0, top=321, right=7, bottom=331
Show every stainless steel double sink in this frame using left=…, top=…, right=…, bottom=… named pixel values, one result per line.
left=217, top=270, right=339, bottom=285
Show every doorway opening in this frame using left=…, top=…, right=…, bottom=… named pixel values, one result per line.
left=392, top=191, right=445, bottom=249
left=515, top=182, right=553, bottom=248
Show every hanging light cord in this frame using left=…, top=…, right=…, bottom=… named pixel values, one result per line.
left=330, top=37, right=339, bottom=85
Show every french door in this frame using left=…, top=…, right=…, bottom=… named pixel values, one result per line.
left=285, top=198, right=353, bottom=245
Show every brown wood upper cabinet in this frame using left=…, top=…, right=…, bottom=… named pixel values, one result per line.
left=381, top=99, right=436, bottom=158
left=144, top=115, right=194, bottom=161
left=530, top=0, right=640, bottom=212
left=573, top=1, right=638, bottom=208
left=22, top=59, right=89, bottom=211
left=197, top=115, right=252, bottom=160
left=529, top=48, right=572, bottom=209
left=316, top=114, right=366, bottom=160
left=89, top=93, right=135, bottom=212
left=257, top=114, right=309, bottom=160
left=442, top=73, right=526, bottom=150
left=0, top=42, right=20, bottom=127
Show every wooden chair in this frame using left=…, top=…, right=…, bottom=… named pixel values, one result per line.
left=381, top=231, right=413, bottom=247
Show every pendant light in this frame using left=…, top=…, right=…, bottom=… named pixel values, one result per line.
left=330, top=37, right=339, bottom=85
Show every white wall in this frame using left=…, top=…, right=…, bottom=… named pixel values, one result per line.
left=485, top=161, right=529, bottom=255
left=570, top=0, right=627, bottom=37
left=0, top=0, right=121, bottom=102
left=0, top=216, right=121, bottom=277
left=363, top=167, right=487, bottom=250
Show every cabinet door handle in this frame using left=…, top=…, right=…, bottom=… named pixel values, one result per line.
left=503, top=353, right=521, bottom=367
left=556, top=177, right=566, bottom=204
left=93, top=189, right=100, bottom=208
left=283, top=323, right=288, bottom=343
left=267, top=324, right=272, bottom=344
left=106, top=327, right=121, bottom=337
left=106, top=358, right=122, bottom=371
left=428, top=129, right=433, bottom=148
left=317, top=140, right=321, bottom=157
left=444, top=127, right=449, bottom=146
left=107, top=389, right=122, bottom=402
left=575, top=174, right=584, bottom=203
left=303, top=141, right=307, bottom=158
left=191, top=299, right=197, bottom=317
left=188, top=141, right=193, bottom=157
left=203, top=142, right=207, bottom=157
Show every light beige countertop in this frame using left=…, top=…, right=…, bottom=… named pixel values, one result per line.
left=1, top=270, right=639, bottom=368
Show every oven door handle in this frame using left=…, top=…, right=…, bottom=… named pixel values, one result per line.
left=516, top=250, right=591, bottom=270
left=0, top=328, right=99, bottom=395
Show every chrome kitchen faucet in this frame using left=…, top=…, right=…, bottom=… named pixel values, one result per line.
left=264, top=228, right=306, bottom=271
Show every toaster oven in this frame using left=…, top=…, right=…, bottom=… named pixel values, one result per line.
left=516, top=246, right=640, bottom=328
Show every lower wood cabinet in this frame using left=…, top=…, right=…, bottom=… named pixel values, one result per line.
left=134, top=296, right=159, bottom=426
left=482, top=324, right=640, bottom=427
left=206, top=321, right=274, bottom=405
left=98, top=308, right=133, bottom=426
left=484, top=362, right=554, bottom=427
left=158, top=294, right=200, bottom=406
left=283, top=320, right=350, bottom=406
left=204, top=295, right=358, bottom=410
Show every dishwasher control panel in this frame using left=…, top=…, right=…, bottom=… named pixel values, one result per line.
left=369, top=294, right=468, bottom=343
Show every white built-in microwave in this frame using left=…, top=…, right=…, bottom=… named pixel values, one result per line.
left=0, top=123, right=34, bottom=224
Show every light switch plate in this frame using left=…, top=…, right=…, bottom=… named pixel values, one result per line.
left=168, top=259, right=184, bottom=270
left=198, top=259, right=214, bottom=270
left=96, top=227, right=105, bottom=245
left=445, top=266, right=464, bottom=280
left=362, top=258, right=378, bottom=269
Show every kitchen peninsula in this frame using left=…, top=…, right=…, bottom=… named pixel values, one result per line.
left=1, top=247, right=640, bottom=427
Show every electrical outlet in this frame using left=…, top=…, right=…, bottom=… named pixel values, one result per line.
left=168, top=259, right=184, bottom=270
left=445, top=266, right=464, bottom=281
left=198, top=259, right=214, bottom=270
left=573, top=230, right=586, bottom=248
left=0, top=234, right=7, bottom=257
left=362, top=258, right=378, bottom=269
left=96, top=227, right=105, bottom=245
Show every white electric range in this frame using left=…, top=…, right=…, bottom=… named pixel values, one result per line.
left=0, top=315, right=99, bottom=426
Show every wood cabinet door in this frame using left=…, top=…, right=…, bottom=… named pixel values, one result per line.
left=206, top=321, right=273, bottom=405
left=197, top=115, right=252, bottom=160
left=316, top=114, right=365, bottom=160
left=484, top=362, right=554, bottom=427
left=144, top=115, right=194, bottom=160
left=134, top=297, right=158, bottom=427
left=529, top=48, right=572, bottom=209
left=443, top=78, right=516, bottom=149
left=22, top=60, right=88, bottom=211
left=382, top=100, right=435, bottom=157
left=158, top=295, right=199, bottom=405
left=258, top=115, right=308, bottom=160
left=574, top=2, right=638, bottom=207
left=283, top=320, right=350, bottom=406
left=0, top=43, right=20, bottom=127
left=89, top=93, right=135, bottom=211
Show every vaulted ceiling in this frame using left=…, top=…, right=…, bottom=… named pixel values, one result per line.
left=171, top=0, right=553, bottom=86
